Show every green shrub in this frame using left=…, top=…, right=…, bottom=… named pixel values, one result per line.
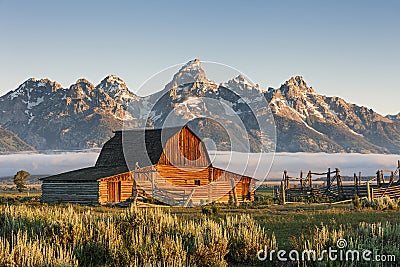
left=361, top=196, right=400, bottom=210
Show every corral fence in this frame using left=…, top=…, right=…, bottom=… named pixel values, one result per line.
left=274, top=160, right=400, bottom=203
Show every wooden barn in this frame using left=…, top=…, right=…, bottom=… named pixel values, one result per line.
left=40, top=125, right=257, bottom=206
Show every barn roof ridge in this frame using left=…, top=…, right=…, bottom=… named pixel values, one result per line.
left=112, top=125, right=185, bottom=133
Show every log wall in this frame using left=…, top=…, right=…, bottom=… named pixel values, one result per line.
left=98, top=172, right=134, bottom=205
left=134, top=165, right=255, bottom=204
left=41, top=182, right=99, bottom=205
left=155, top=165, right=210, bottom=186
left=211, top=168, right=255, bottom=203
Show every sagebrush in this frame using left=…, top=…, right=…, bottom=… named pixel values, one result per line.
left=0, top=204, right=277, bottom=266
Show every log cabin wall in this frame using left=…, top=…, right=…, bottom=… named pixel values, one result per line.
left=158, top=127, right=210, bottom=167
left=41, top=181, right=99, bottom=205
left=98, top=172, right=134, bottom=205
left=211, top=168, right=255, bottom=202
left=155, top=165, right=210, bottom=187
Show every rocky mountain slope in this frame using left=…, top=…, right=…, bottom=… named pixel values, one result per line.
left=0, top=126, right=35, bottom=153
left=0, top=76, right=142, bottom=150
left=0, top=59, right=398, bottom=153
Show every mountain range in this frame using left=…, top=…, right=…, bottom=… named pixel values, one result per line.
left=0, top=59, right=399, bottom=154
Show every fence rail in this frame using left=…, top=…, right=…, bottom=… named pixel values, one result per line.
left=276, top=160, right=400, bottom=203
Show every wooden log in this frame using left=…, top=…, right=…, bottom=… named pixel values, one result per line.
left=367, top=181, right=371, bottom=201
left=183, top=188, right=195, bottom=207
left=398, top=160, right=400, bottom=182
left=281, top=180, right=286, bottom=205
left=327, top=168, right=331, bottom=189
left=284, top=170, right=289, bottom=189
left=230, top=178, right=238, bottom=206
left=376, top=170, right=380, bottom=186
left=336, top=168, right=342, bottom=199
left=300, top=171, right=303, bottom=190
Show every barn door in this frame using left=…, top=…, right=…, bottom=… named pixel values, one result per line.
left=242, top=181, right=250, bottom=200
left=108, top=181, right=122, bottom=202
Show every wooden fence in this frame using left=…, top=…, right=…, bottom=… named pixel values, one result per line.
left=276, top=160, right=400, bottom=203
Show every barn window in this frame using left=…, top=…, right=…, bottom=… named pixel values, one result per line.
left=194, top=180, right=201, bottom=186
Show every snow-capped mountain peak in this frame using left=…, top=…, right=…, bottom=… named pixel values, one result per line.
left=168, top=58, right=209, bottom=88
left=0, top=61, right=399, bottom=154
left=221, top=74, right=265, bottom=94
left=7, top=78, right=62, bottom=100
left=282, top=75, right=315, bottom=95
left=97, top=75, right=128, bottom=94
left=96, top=75, right=138, bottom=103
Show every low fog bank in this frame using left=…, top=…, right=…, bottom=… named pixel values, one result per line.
left=0, top=152, right=99, bottom=177
left=211, top=152, right=400, bottom=181
left=0, top=152, right=399, bottom=181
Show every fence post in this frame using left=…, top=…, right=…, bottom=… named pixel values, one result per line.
left=308, top=171, right=312, bottom=188
left=398, top=160, right=400, bottom=182
left=327, top=168, right=331, bottom=189
left=300, top=171, right=303, bottom=190
left=367, top=181, right=371, bottom=201
left=284, top=170, right=289, bottom=189
left=354, top=173, right=359, bottom=195
left=281, top=180, right=286, bottom=205
left=336, top=168, right=342, bottom=199
left=230, top=178, right=239, bottom=207
left=133, top=162, right=138, bottom=205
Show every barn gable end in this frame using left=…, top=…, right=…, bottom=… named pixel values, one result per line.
left=158, top=126, right=211, bottom=167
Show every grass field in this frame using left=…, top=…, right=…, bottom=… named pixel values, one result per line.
left=1, top=189, right=399, bottom=266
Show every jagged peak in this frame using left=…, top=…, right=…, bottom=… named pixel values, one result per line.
left=281, top=75, right=314, bottom=94
left=182, top=58, right=202, bottom=70
left=100, top=74, right=126, bottom=85
left=97, top=74, right=133, bottom=98
left=178, top=59, right=205, bottom=75
left=286, top=75, right=307, bottom=86
left=74, top=78, right=93, bottom=85
left=19, top=77, right=62, bottom=89
left=226, top=74, right=254, bottom=86
left=70, top=79, right=96, bottom=94
left=4, top=78, right=63, bottom=100
left=12, top=78, right=63, bottom=95
left=172, top=59, right=208, bottom=85
left=221, top=73, right=265, bottom=93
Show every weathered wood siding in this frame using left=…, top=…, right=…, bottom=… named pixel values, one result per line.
left=41, top=182, right=99, bottom=205
left=211, top=168, right=255, bottom=203
left=158, top=127, right=210, bottom=167
left=98, top=172, right=134, bottom=205
left=155, top=165, right=210, bottom=186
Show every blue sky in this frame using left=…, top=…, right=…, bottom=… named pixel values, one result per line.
left=0, top=0, right=399, bottom=115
